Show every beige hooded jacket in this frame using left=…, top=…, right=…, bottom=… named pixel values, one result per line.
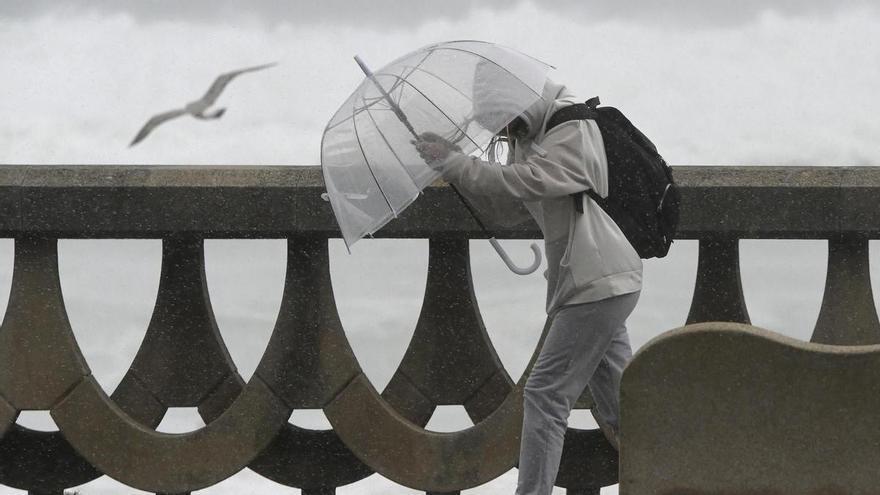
left=438, top=80, right=642, bottom=314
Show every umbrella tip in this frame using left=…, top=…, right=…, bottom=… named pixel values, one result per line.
left=353, top=55, right=371, bottom=76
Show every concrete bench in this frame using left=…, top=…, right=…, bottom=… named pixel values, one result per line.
left=620, top=321, right=880, bottom=494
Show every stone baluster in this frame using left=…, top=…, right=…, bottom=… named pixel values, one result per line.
left=812, top=236, right=880, bottom=345
left=686, top=238, right=751, bottom=324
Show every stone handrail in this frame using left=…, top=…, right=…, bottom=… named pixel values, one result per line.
left=0, top=165, right=877, bottom=495
left=1, top=165, right=878, bottom=238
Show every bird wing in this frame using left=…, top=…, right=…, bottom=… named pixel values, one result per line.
left=199, top=62, right=277, bottom=106
left=129, top=108, right=188, bottom=147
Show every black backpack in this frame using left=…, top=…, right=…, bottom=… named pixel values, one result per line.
left=546, top=97, right=680, bottom=259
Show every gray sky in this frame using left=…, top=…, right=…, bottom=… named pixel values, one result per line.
left=2, top=0, right=877, bottom=27
left=1, top=2, right=877, bottom=166
left=1, top=3, right=879, bottom=494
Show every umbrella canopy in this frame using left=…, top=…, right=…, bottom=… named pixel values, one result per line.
left=321, top=40, right=553, bottom=249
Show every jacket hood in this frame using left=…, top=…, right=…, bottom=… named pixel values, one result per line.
left=471, top=60, right=573, bottom=141
left=520, top=78, right=573, bottom=140
left=471, top=58, right=569, bottom=135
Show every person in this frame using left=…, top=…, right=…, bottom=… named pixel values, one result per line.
left=413, top=65, right=642, bottom=495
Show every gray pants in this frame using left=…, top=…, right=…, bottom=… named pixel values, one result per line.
left=516, top=291, right=639, bottom=495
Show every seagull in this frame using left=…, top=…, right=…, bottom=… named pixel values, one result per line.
left=129, top=62, right=277, bottom=147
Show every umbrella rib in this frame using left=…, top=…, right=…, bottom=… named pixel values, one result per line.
left=327, top=42, right=549, bottom=135
left=361, top=97, right=421, bottom=189
left=383, top=63, right=477, bottom=149
left=351, top=94, right=399, bottom=219
left=324, top=78, right=411, bottom=133
left=325, top=96, right=389, bottom=133
left=393, top=66, right=408, bottom=108
left=392, top=50, right=433, bottom=108
left=432, top=45, right=546, bottom=98
left=379, top=74, right=485, bottom=154
left=393, top=64, right=474, bottom=103
left=443, top=40, right=556, bottom=69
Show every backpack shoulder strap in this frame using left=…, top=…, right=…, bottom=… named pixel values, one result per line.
left=547, top=104, right=589, bottom=131
left=546, top=97, right=602, bottom=214
left=546, top=96, right=601, bottom=132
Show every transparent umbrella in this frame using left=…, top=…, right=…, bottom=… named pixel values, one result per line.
left=321, top=40, right=553, bottom=274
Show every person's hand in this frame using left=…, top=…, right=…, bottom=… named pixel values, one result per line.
left=412, top=132, right=462, bottom=166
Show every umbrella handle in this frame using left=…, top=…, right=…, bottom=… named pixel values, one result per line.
left=489, top=238, right=542, bottom=276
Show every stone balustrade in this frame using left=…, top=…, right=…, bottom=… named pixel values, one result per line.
left=0, top=165, right=877, bottom=495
